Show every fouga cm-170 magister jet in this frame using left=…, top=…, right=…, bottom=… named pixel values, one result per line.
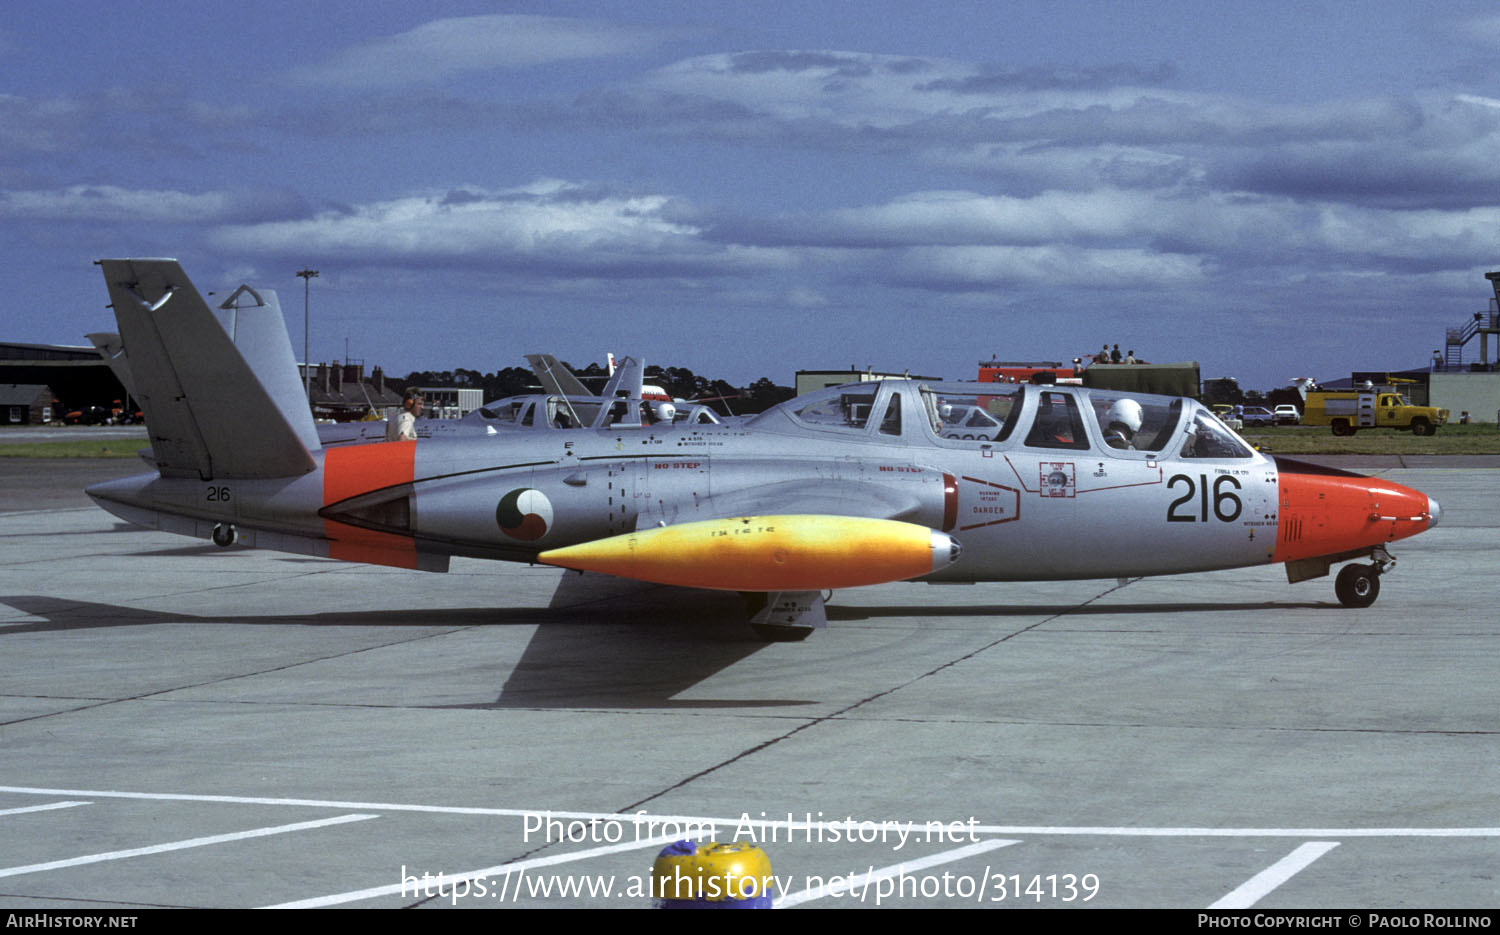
left=86, top=259, right=1440, bottom=640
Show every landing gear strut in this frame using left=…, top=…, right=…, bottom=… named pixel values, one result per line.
left=742, top=590, right=827, bottom=642
left=1334, top=546, right=1393, bottom=608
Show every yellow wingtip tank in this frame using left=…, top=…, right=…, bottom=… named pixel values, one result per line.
left=538, top=514, right=961, bottom=591
left=652, top=840, right=773, bottom=907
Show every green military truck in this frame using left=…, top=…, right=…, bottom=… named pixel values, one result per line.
left=1081, top=362, right=1201, bottom=398
left=1302, top=388, right=1449, bottom=436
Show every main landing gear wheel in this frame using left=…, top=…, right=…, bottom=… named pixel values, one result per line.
left=211, top=523, right=236, bottom=547
left=1334, top=563, right=1380, bottom=608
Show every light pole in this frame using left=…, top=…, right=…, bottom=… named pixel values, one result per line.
left=296, top=268, right=319, bottom=400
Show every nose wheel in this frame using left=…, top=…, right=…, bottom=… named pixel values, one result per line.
left=1334, top=564, right=1379, bottom=607
left=1334, top=546, right=1393, bottom=608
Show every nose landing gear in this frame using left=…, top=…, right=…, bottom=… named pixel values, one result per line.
left=1334, top=545, right=1393, bottom=608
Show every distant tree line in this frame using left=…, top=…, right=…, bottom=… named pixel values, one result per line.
left=1201, top=377, right=1305, bottom=409
left=398, top=362, right=795, bottom=415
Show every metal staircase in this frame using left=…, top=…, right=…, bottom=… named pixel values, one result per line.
left=1443, top=273, right=1500, bottom=370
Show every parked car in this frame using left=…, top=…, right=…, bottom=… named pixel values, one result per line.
left=1273, top=404, right=1301, bottom=425
left=1210, top=404, right=1243, bottom=430
left=1240, top=406, right=1275, bottom=427
left=63, top=405, right=111, bottom=425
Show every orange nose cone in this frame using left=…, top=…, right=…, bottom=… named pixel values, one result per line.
left=1272, top=457, right=1437, bottom=564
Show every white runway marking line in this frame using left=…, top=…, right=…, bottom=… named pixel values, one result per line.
left=4, top=786, right=1499, bottom=839
left=776, top=838, right=1019, bottom=908
left=0, top=801, right=90, bottom=817
left=264, top=829, right=714, bottom=908
left=1208, top=841, right=1340, bottom=909
left=0, top=813, right=377, bottom=880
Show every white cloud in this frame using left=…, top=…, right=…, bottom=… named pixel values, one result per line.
left=212, top=181, right=794, bottom=277
left=815, top=189, right=1165, bottom=245
left=619, top=50, right=1500, bottom=212
left=639, top=50, right=1190, bottom=132
left=884, top=244, right=1207, bottom=290
left=288, top=15, right=677, bottom=89
left=1454, top=94, right=1500, bottom=110
left=725, top=182, right=1500, bottom=287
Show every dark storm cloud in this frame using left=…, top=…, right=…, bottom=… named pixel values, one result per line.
left=1216, top=145, right=1500, bottom=209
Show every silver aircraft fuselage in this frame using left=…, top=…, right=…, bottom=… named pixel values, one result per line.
left=89, top=379, right=1436, bottom=589
left=86, top=258, right=1438, bottom=631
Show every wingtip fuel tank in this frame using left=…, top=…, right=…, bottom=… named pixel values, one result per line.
left=538, top=514, right=961, bottom=591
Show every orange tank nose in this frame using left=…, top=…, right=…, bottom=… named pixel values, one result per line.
left=1271, top=457, right=1438, bottom=564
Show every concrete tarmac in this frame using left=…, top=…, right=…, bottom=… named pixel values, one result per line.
left=0, top=457, right=1495, bottom=909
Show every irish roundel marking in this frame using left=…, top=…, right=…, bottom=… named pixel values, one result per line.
left=496, top=488, right=553, bottom=540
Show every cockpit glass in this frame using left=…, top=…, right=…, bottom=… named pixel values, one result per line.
left=1181, top=410, right=1253, bottom=459
left=792, top=389, right=876, bottom=431
left=879, top=394, right=902, bottom=435
left=924, top=385, right=1022, bottom=443
left=672, top=406, right=720, bottom=425
left=480, top=402, right=523, bottom=425
left=1087, top=392, right=1182, bottom=454
left=547, top=399, right=581, bottom=429
left=1024, top=391, right=1090, bottom=451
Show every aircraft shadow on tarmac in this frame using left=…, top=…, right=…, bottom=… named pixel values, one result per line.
left=0, top=571, right=1330, bottom=709
left=0, top=522, right=156, bottom=540
left=0, top=575, right=814, bottom=709
left=826, top=599, right=1327, bottom=620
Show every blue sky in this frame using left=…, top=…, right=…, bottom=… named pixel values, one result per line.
left=6, top=1, right=1500, bottom=391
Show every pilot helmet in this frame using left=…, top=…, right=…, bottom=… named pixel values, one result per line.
left=1105, top=398, right=1143, bottom=434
